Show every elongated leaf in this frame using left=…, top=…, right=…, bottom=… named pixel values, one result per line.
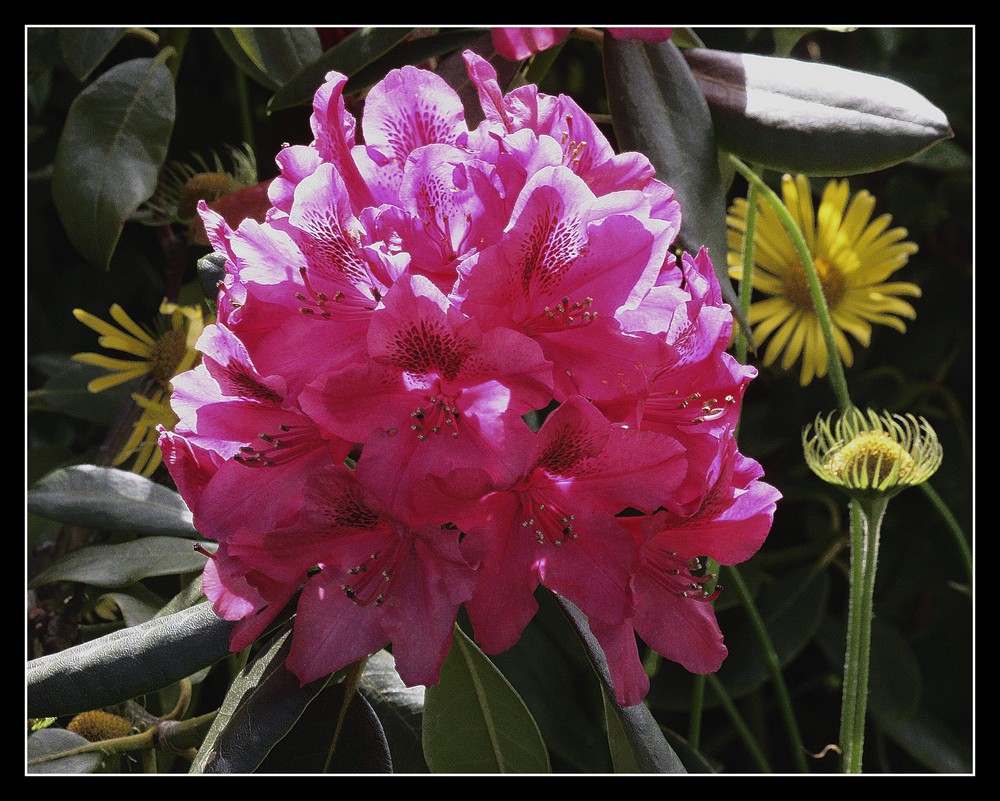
left=29, top=353, right=136, bottom=425
left=683, top=47, right=953, bottom=175
left=878, top=708, right=972, bottom=774
left=603, top=39, right=748, bottom=340
left=268, top=27, right=415, bottom=111
left=555, top=596, right=686, bottom=774
left=27, top=602, right=233, bottom=718
left=58, top=27, right=127, bottom=81
left=29, top=536, right=210, bottom=589
left=191, top=624, right=330, bottom=774
left=488, top=589, right=612, bottom=772
left=52, top=56, right=174, bottom=269
left=360, top=649, right=429, bottom=773
left=213, top=28, right=277, bottom=89
left=257, top=682, right=392, bottom=774
left=27, top=729, right=102, bottom=774
left=231, top=27, right=322, bottom=89
left=28, top=464, right=197, bottom=537
left=422, top=625, right=550, bottom=773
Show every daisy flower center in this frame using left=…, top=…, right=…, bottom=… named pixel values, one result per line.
left=783, top=255, right=846, bottom=311
left=150, top=327, right=190, bottom=385
left=826, top=431, right=915, bottom=487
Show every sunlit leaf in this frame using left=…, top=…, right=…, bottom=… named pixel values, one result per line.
left=51, top=56, right=174, bottom=269
left=423, top=625, right=550, bottom=773
left=27, top=729, right=102, bottom=774
left=360, top=649, right=429, bottom=773
left=28, top=465, right=197, bottom=537
left=27, top=602, right=233, bottom=718
left=683, top=47, right=953, bottom=175
left=191, top=624, right=331, bottom=774
left=29, top=536, right=209, bottom=589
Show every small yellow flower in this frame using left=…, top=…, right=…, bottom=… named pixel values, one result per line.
left=73, top=300, right=206, bottom=393
left=728, top=174, right=921, bottom=385
left=802, top=407, right=942, bottom=499
left=73, top=300, right=207, bottom=475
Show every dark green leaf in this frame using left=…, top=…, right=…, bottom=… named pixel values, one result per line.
left=231, top=27, right=322, bottom=89
left=212, top=28, right=278, bottom=89
left=488, top=590, right=612, bottom=772
left=191, top=624, right=331, bottom=774
left=711, top=564, right=829, bottom=700
left=422, top=625, right=551, bottom=773
left=682, top=47, right=953, bottom=176
left=877, top=708, right=972, bottom=774
left=360, top=649, right=429, bottom=773
left=51, top=56, right=175, bottom=270
left=555, top=596, right=686, bottom=774
left=345, top=28, right=484, bottom=97
left=28, top=465, right=198, bottom=537
left=95, top=591, right=160, bottom=627
left=27, top=602, right=233, bottom=718
left=29, top=536, right=209, bottom=589
left=257, top=681, right=392, bottom=774
left=27, top=729, right=102, bottom=774
left=268, top=27, right=416, bottom=111
left=58, top=27, right=127, bottom=81
left=29, top=353, right=136, bottom=426
left=603, top=39, right=748, bottom=341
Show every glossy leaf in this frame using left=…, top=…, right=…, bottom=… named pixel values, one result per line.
left=58, top=27, right=127, bottom=81
left=212, top=28, right=277, bottom=89
left=877, top=708, right=972, bottom=774
left=51, top=56, right=174, bottom=270
left=603, top=38, right=747, bottom=339
left=28, top=464, right=198, bottom=537
left=268, top=27, right=415, bottom=111
left=191, top=624, right=331, bottom=774
left=29, top=536, right=209, bottom=589
left=555, top=597, right=686, bottom=774
left=27, top=602, right=233, bottom=718
left=230, top=27, right=322, bottom=90
left=360, top=649, right=429, bottom=773
left=422, top=625, right=550, bottom=773
left=27, top=729, right=101, bottom=774
left=28, top=353, right=136, bottom=426
left=683, top=47, right=953, bottom=176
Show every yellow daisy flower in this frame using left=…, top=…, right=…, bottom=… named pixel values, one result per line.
left=73, top=300, right=206, bottom=393
left=73, top=300, right=207, bottom=474
left=727, top=174, right=921, bottom=385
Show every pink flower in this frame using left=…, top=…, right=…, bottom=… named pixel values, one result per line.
left=492, top=27, right=574, bottom=61
left=161, top=49, right=775, bottom=702
left=283, top=461, right=478, bottom=687
left=440, top=395, right=687, bottom=656
left=590, top=431, right=781, bottom=706
left=491, top=26, right=672, bottom=61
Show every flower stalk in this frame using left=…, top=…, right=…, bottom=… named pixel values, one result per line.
left=727, top=156, right=852, bottom=413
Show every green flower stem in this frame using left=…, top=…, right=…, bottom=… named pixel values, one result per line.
left=688, top=676, right=706, bottom=750
left=920, top=482, right=972, bottom=585
left=727, top=156, right=853, bottom=415
left=839, top=495, right=889, bottom=773
left=706, top=674, right=771, bottom=772
left=726, top=565, right=809, bottom=773
left=734, top=181, right=759, bottom=364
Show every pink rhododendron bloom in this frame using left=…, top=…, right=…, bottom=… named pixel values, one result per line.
left=590, top=431, right=780, bottom=705
left=160, top=48, right=776, bottom=706
left=491, top=27, right=673, bottom=61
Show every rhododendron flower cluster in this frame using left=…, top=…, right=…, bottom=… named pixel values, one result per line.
left=159, top=50, right=778, bottom=706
